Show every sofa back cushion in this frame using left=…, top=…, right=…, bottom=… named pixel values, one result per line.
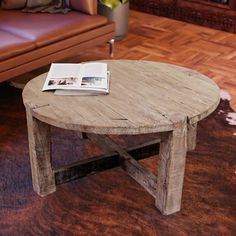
left=1, top=0, right=27, bottom=9
left=69, top=0, right=97, bottom=15
left=23, top=0, right=70, bottom=13
left=25, top=0, right=62, bottom=8
left=0, top=0, right=97, bottom=15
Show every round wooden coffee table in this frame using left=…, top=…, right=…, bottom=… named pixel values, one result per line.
left=23, top=60, right=220, bottom=215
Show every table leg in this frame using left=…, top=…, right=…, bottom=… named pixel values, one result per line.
left=26, top=108, right=56, bottom=196
left=187, top=123, right=197, bottom=151
left=156, top=117, right=187, bottom=215
left=108, top=39, right=115, bottom=58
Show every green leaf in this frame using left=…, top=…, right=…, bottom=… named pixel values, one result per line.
left=99, top=0, right=119, bottom=9
left=120, top=0, right=128, bottom=4
left=99, top=0, right=128, bottom=9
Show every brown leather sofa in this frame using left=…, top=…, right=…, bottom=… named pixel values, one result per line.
left=0, top=1, right=115, bottom=83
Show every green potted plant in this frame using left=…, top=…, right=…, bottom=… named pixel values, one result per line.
left=98, top=0, right=129, bottom=40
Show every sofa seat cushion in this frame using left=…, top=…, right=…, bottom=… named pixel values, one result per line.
left=0, top=30, right=35, bottom=61
left=0, top=10, right=108, bottom=48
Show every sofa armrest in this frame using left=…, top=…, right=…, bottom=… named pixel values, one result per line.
left=69, top=0, right=97, bottom=15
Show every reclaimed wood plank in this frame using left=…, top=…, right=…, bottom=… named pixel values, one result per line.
left=87, top=133, right=157, bottom=197
left=55, top=139, right=160, bottom=185
left=187, top=123, right=197, bottom=151
left=25, top=106, right=56, bottom=196
left=156, top=115, right=187, bottom=215
left=22, top=60, right=220, bottom=135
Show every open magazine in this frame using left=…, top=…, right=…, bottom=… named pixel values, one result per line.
left=42, top=62, right=109, bottom=95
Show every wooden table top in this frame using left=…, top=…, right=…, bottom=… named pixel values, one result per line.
left=22, top=60, right=220, bottom=135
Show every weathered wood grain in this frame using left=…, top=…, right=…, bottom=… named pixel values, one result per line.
left=55, top=139, right=160, bottom=185
left=87, top=133, right=157, bottom=198
left=187, top=123, right=197, bottom=151
left=156, top=115, right=187, bottom=215
left=22, top=60, right=220, bottom=135
left=25, top=106, right=56, bottom=196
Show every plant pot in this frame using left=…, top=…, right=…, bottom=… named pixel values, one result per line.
left=98, top=2, right=129, bottom=40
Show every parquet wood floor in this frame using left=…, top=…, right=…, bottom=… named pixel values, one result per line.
left=14, top=10, right=236, bottom=110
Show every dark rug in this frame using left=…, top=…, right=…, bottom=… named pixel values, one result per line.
left=0, top=82, right=235, bottom=236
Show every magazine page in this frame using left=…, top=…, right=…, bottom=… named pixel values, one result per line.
left=79, top=62, right=108, bottom=91
left=42, top=63, right=82, bottom=91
